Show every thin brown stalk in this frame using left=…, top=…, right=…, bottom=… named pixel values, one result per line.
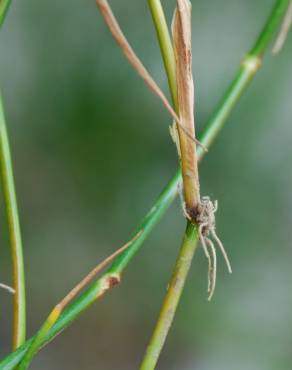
left=96, top=0, right=179, bottom=122
left=58, top=230, right=142, bottom=310
left=95, top=0, right=206, bottom=151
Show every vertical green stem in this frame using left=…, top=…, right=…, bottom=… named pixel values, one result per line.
left=142, top=2, right=200, bottom=369
left=140, top=1, right=290, bottom=369
left=0, top=91, right=26, bottom=349
left=0, top=0, right=11, bottom=27
left=148, top=0, right=178, bottom=110
left=140, top=222, right=198, bottom=370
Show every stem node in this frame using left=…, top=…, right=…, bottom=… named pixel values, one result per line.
left=241, top=55, right=262, bottom=74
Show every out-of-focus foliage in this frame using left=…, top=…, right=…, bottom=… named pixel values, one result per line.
left=0, top=0, right=291, bottom=369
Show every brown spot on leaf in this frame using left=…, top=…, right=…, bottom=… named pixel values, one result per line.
left=108, top=275, right=120, bottom=288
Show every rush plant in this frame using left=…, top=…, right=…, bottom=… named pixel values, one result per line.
left=0, top=0, right=291, bottom=369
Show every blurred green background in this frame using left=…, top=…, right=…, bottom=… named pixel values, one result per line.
left=0, top=0, right=292, bottom=369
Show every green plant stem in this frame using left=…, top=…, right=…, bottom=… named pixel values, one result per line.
left=16, top=232, right=142, bottom=370
left=16, top=308, right=61, bottom=370
left=272, top=0, right=292, bottom=53
left=140, top=4, right=203, bottom=367
left=251, top=0, right=291, bottom=56
left=0, top=0, right=289, bottom=367
left=148, top=0, right=178, bottom=110
left=0, top=0, right=11, bottom=27
left=1, top=0, right=26, bottom=351
left=0, top=171, right=180, bottom=370
left=0, top=91, right=26, bottom=350
left=140, top=221, right=198, bottom=370
left=138, top=1, right=290, bottom=370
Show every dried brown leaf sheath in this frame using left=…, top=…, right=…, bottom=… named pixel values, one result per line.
left=172, top=0, right=200, bottom=215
